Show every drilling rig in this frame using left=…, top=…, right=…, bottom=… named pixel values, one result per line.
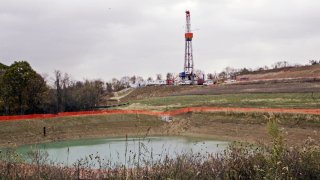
left=179, top=10, right=195, bottom=83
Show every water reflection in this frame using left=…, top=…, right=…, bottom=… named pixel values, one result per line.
left=16, top=136, right=228, bottom=167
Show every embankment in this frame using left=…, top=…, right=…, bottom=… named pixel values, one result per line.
left=0, top=109, right=320, bottom=148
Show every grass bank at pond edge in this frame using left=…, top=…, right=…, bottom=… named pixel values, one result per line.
left=1, top=119, right=319, bottom=179
left=1, top=111, right=320, bottom=147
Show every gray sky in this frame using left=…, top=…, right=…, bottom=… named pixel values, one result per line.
left=1, top=0, right=320, bottom=80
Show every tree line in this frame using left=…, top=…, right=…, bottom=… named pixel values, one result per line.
left=0, top=61, right=169, bottom=115
left=1, top=59, right=318, bottom=115
left=209, top=60, right=320, bottom=81
left=0, top=61, right=105, bottom=115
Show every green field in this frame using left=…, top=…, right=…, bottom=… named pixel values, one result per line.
left=128, top=93, right=320, bottom=110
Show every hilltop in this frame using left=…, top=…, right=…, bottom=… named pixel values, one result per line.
left=111, top=64, right=320, bottom=103
left=237, top=64, right=320, bottom=81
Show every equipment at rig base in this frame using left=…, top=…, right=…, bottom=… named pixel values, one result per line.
left=180, top=10, right=195, bottom=82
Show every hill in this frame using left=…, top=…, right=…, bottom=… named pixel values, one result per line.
left=237, top=64, right=320, bottom=81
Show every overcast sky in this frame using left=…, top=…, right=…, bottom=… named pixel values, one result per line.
left=1, top=0, right=320, bottom=80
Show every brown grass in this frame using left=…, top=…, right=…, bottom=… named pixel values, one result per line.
left=1, top=111, right=319, bottom=148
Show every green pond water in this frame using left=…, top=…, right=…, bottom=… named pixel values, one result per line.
left=15, top=136, right=228, bottom=168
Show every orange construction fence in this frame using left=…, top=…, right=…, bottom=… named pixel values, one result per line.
left=0, top=107, right=320, bottom=122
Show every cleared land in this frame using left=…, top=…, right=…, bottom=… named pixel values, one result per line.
left=121, top=81, right=320, bottom=103
left=124, top=92, right=320, bottom=111
left=178, top=81, right=320, bottom=95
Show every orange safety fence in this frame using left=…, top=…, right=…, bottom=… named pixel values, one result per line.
left=1, top=107, right=320, bottom=122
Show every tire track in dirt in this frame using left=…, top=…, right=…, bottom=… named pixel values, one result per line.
left=1, top=107, right=320, bottom=122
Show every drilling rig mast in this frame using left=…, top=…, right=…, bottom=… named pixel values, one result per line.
left=180, top=10, right=194, bottom=82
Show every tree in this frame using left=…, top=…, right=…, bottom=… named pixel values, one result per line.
left=54, top=70, right=62, bottom=113
left=75, top=80, right=104, bottom=110
left=263, top=65, right=269, bottom=70
left=166, top=73, right=173, bottom=80
left=221, top=66, right=238, bottom=79
left=106, top=82, right=113, bottom=93
left=0, top=72, right=6, bottom=114
left=0, top=62, right=8, bottom=75
left=112, top=78, right=126, bottom=91
left=136, top=76, right=144, bottom=83
left=239, top=68, right=251, bottom=75
left=130, top=75, right=137, bottom=84
left=61, top=73, right=73, bottom=112
left=156, top=74, right=162, bottom=80
left=207, top=73, right=215, bottom=80
left=1, top=61, right=46, bottom=114
left=272, top=61, right=290, bottom=69
left=51, top=71, right=105, bottom=112
left=309, top=60, right=319, bottom=65
left=120, top=76, right=130, bottom=88
left=194, top=69, right=205, bottom=79
left=24, top=73, right=48, bottom=114
left=218, top=71, right=227, bottom=79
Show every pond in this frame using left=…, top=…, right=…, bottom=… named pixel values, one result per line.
left=16, top=136, right=228, bottom=168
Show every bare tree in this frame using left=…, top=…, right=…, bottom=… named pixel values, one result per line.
left=166, top=73, right=173, bottom=80
left=156, top=74, right=162, bottom=80
left=130, top=75, right=137, bottom=84
left=272, top=61, right=290, bottom=69
left=112, top=78, right=125, bottom=91
left=223, top=67, right=238, bottom=79
left=309, top=60, right=319, bottom=65
left=218, top=71, right=227, bottom=79
left=120, top=76, right=130, bottom=88
left=207, top=73, right=214, bottom=80
left=54, top=70, right=62, bottom=113
left=194, top=69, right=205, bottom=79
left=136, top=76, right=144, bottom=83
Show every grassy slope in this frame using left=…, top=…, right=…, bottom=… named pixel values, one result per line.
left=237, top=64, right=320, bottom=80
left=1, top=111, right=319, bottom=148
left=173, top=112, right=320, bottom=146
left=126, top=93, right=320, bottom=110
left=0, top=114, right=165, bottom=147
